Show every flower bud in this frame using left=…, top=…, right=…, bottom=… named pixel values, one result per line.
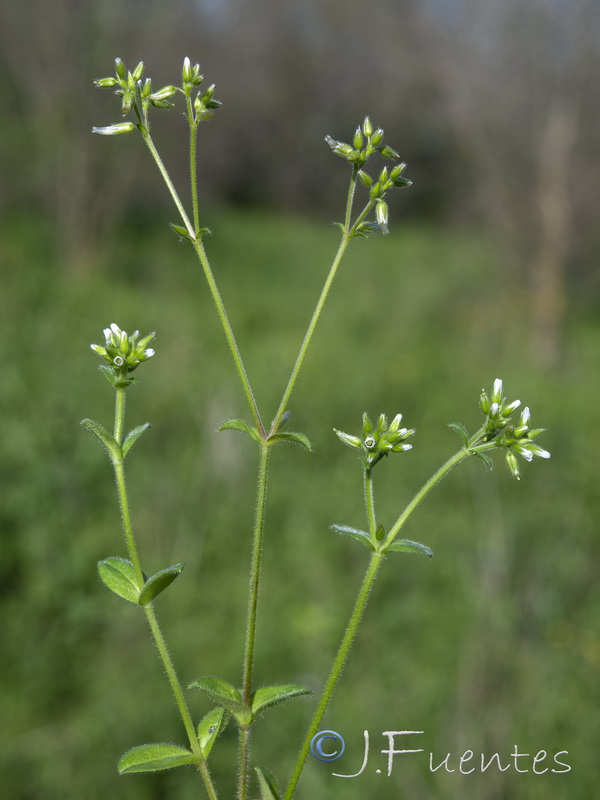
left=376, top=200, right=389, bottom=235
left=362, top=116, right=373, bottom=137
left=391, top=163, right=407, bottom=180
left=182, top=56, right=192, bottom=83
left=94, top=77, right=118, bottom=88
left=379, top=145, right=399, bottom=160
left=353, top=127, right=364, bottom=149
left=151, top=85, right=178, bottom=101
left=121, top=91, right=133, bottom=114
left=389, top=413, right=403, bottom=433
left=357, top=170, right=373, bottom=188
left=114, top=58, right=126, bottom=80
left=132, top=61, right=144, bottom=81
left=371, top=128, right=384, bottom=146
left=92, top=122, right=136, bottom=135
left=334, top=429, right=363, bottom=449
left=502, top=399, right=521, bottom=417
left=479, top=391, right=490, bottom=415
left=506, top=451, right=520, bottom=479
left=492, top=378, right=503, bottom=403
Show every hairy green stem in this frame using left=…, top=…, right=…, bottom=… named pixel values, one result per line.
left=238, top=727, right=250, bottom=800
left=237, top=444, right=271, bottom=798
left=284, top=553, right=384, bottom=800
left=141, top=131, right=196, bottom=238
left=364, top=468, right=377, bottom=542
left=140, top=128, right=263, bottom=433
left=270, top=174, right=361, bottom=434
left=186, top=97, right=201, bottom=234
left=192, top=238, right=264, bottom=434
left=112, top=388, right=219, bottom=800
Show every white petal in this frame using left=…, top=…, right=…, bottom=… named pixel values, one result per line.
left=532, top=446, right=551, bottom=459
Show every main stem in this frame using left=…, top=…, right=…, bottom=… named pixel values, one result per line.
left=112, top=388, right=219, bottom=800
left=284, top=553, right=384, bottom=800
left=238, top=443, right=271, bottom=800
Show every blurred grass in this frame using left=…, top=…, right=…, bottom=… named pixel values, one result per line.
left=0, top=208, right=598, bottom=799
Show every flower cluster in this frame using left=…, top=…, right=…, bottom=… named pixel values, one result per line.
left=334, top=412, right=415, bottom=468
left=92, top=57, right=221, bottom=136
left=91, top=324, right=155, bottom=373
left=325, top=117, right=412, bottom=236
left=479, top=379, right=550, bottom=479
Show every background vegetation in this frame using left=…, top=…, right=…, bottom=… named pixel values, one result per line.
left=0, top=1, right=598, bottom=799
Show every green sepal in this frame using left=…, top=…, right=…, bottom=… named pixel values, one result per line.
left=169, top=222, right=193, bottom=241
left=474, top=451, right=494, bottom=470
left=254, top=765, right=282, bottom=800
left=188, top=676, right=251, bottom=726
left=251, top=684, right=311, bottom=719
left=81, top=418, right=122, bottom=463
left=330, top=524, right=375, bottom=551
left=448, top=422, right=469, bottom=446
left=98, top=557, right=141, bottom=604
left=118, top=743, right=197, bottom=774
left=267, top=432, right=312, bottom=452
left=138, top=563, right=184, bottom=606
left=197, top=707, right=228, bottom=759
left=218, top=419, right=261, bottom=443
left=122, top=423, right=152, bottom=458
left=384, top=539, right=433, bottom=558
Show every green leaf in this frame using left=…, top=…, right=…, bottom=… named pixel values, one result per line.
left=267, top=432, right=312, bottom=452
left=169, top=222, right=193, bottom=241
left=448, top=422, right=469, bottom=446
left=197, top=707, right=227, bottom=759
left=218, top=418, right=261, bottom=443
left=118, top=743, right=197, bottom=774
left=138, top=563, right=184, bottom=606
left=122, top=423, right=152, bottom=458
left=385, top=539, right=433, bottom=558
left=251, top=684, right=311, bottom=718
left=254, top=766, right=282, bottom=800
left=330, top=524, right=375, bottom=551
left=98, top=365, right=118, bottom=387
left=98, top=557, right=141, bottom=604
left=475, top=451, right=494, bottom=470
left=189, top=676, right=250, bottom=725
left=81, top=418, right=122, bottom=463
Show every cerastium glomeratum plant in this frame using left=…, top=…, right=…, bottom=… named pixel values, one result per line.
left=82, top=57, right=551, bottom=800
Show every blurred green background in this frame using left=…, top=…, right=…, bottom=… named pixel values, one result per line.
left=1, top=1, right=599, bottom=799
